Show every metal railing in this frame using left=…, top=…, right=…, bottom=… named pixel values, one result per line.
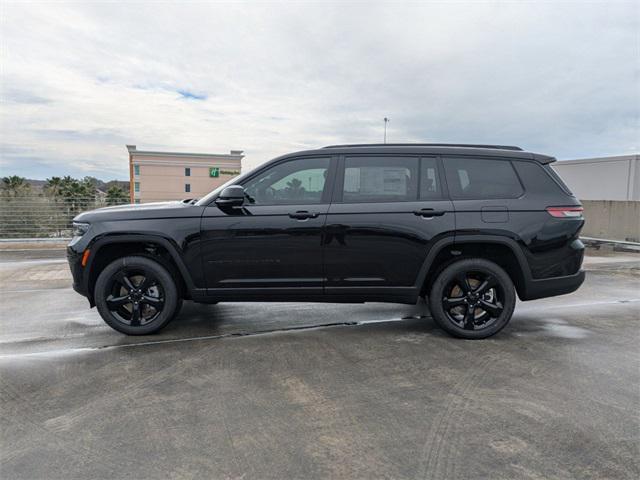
left=0, top=195, right=130, bottom=238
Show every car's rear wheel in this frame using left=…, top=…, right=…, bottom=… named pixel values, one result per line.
left=429, top=258, right=516, bottom=339
left=95, top=256, right=179, bottom=335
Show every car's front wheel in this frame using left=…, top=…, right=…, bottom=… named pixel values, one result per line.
left=429, top=258, right=516, bottom=339
left=94, top=256, right=180, bottom=335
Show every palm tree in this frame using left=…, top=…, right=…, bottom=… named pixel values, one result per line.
left=106, top=186, right=128, bottom=206
left=45, top=177, right=63, bottom=198
left=285, top=177, right=305, bottom=199
left=83, top=176, right=99, bottom=191
left=1, top=176, right=30, bottom=197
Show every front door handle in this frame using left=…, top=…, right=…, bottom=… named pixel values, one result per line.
left=289, top=211, right=319, bottom=220
left=413, top=208, right=446, bottom=218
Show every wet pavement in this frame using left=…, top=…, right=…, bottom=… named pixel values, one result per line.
left=0, top=247, right=639, bottom=479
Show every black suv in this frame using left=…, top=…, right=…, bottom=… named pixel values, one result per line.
left=68, top=144, right=585, bottom=339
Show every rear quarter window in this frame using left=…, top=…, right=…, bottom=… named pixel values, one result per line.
left=443, top=157, right=523, bottom=199
left=512, top=161, right=570, bottom=195
left=545, top=165, right=575, bottom=196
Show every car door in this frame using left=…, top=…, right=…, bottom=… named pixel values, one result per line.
left=323, top=155, right=455, bottom=299
left=200, top=155, right=335, bottom=297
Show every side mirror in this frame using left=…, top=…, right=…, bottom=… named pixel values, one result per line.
left=215, top=185, right=245, bottom=207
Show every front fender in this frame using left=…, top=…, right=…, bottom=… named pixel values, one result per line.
left=83, top=232, right=199, bottom=306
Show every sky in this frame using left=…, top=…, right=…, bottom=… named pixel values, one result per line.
left=1, top=1, right=638, bottom=181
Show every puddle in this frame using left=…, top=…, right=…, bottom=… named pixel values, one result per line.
left=541, top=323, right=591, bottom=339
left=514, top=317, right=592, bottom=339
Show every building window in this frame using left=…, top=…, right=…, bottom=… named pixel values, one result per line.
left=134, top=164, right=140, bottom=176
left=185, top=167, right=191, bottom=177
left=134, top=182, right=140, bottom=192
left=185, top=183, right=191, bottom=193
left=134, top=199, right=140, bottom=204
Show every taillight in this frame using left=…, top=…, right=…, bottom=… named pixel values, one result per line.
left=546, top=206, right=583, bottom=218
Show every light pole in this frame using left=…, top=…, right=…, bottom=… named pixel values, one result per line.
left=383, top=117, right=389, bottom=144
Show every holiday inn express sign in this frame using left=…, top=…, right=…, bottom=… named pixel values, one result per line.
left=210, top=167, right=240, bottom=177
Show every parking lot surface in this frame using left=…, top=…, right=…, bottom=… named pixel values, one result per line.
left=1, top=247, right=639, bottom=479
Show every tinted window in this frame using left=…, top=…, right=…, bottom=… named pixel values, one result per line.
left=343, top=156, right=418, bottom=203
left=243, top=157, right=329, bottom=205
left=512, top=161, right=566, bottom=195
left=444, top=157, right=523, bottom=199
left=546, top=165, right=574, bottom=195
left=420, top=157, right=441, bottom=200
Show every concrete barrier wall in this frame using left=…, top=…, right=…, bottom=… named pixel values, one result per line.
left=581, top=200, right=640, bottom=242
left=553, top=155, right=639, bottom=201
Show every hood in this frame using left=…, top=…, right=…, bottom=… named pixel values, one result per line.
left=74, top=200, right=204, bottom=223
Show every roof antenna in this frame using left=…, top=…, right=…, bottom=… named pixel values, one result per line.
left=383, top=117, right=389, bottom=144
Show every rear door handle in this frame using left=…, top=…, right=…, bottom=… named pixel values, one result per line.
left=413, top=208, right=446, bottom=218
left=289, top=211, right=319, bottom=220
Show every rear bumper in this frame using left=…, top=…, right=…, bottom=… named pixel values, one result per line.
left=519, top=269, right=586, bottom=301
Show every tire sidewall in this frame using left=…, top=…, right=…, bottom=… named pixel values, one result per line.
left=95, top=256, right=179, bottom=335
left=429, top=258, right=516, bottom=339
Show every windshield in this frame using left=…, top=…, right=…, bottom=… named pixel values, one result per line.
left=195, top=168, right=255, bottom=206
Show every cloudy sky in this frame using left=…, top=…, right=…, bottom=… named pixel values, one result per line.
left=1, top=1, right=638, bottom=181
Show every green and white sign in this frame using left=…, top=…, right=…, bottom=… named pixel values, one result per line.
left=209, top=167, right=219, bottom=178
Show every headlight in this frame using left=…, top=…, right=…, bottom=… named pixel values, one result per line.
left=72, top=222, right=90, bottom=237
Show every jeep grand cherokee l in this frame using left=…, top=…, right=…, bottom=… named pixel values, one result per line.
left=68, top=144, right=585, bottom=339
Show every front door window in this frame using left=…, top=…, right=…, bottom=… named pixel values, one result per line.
left=243, top=157, right=330, bottom=205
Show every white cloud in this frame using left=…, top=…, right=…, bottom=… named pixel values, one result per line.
left=1, top=1, right=638, bottom=180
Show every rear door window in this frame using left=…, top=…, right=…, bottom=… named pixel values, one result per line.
left=420, top=157, right=442, bottom=200
left=443, top=157, right=523, bottom=199
left=343, top=156, right=419, bottom=203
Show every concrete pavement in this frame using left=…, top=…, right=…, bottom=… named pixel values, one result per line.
left=0, top=248, right=639, bottom=479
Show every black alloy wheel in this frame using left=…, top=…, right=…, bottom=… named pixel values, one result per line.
left=106, top=269, right=164, bottom=327
left=443, top=271, right=503, bottom=330
left=95, top=256, right=179, bottom=335
left=429, top=258, right=516, bottom=339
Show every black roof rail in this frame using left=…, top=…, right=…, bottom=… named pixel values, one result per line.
left=322, top=143, right=523, bottom=151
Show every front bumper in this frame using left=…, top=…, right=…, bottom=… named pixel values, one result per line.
left=67, top=247, right=88, bottom=297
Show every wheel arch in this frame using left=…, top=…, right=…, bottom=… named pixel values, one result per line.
left=417, top=235, right=532, bottom=299
left=84, top=234, right=195, bottom=306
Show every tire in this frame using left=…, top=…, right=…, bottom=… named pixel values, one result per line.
left=428, top=258, right=516, bottom=339
left=95, top=256, right=180, bottom=335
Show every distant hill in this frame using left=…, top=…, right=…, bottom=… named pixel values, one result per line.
left=25, top=179, right=47, bottom=191
left=102, top=180, right=130, bottom=193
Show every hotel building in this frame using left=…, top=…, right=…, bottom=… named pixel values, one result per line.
left=127, top=145, right=244, bottom=203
